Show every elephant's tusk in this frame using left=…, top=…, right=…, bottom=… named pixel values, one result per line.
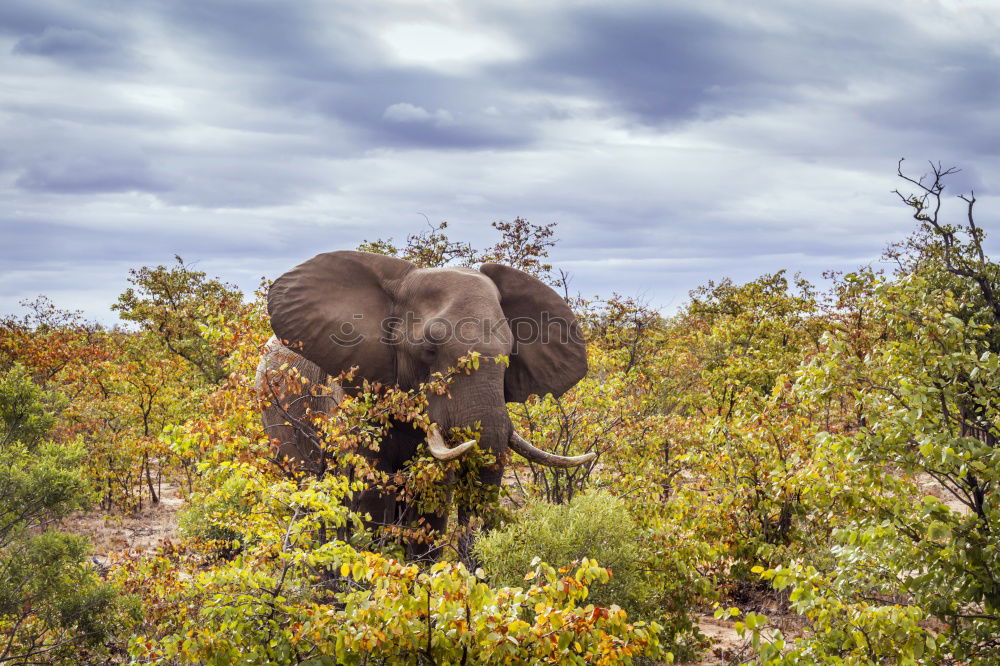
left=426, top=425, right=477, bottom=461
left=508, top=430, right=596, bottom=468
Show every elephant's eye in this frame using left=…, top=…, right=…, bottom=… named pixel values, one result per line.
left=418, top=341, right=438, bottom=364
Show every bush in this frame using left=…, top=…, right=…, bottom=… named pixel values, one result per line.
left=474, top=490, right=648, bottom=615
left=125, top=473, right=665, bottom=664
left=0, top=531, right=131, bottom=664
left=0, top=364, right=132, bottom=663
left=476, top=490, right=713, bottom=661
left=178, top=473, right=254, bottom=558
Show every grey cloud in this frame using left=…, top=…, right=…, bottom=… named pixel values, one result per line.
left=3, top=122, right=170, bottom=195
left=512, top=6, right=758, bottom=124
left=157, top=0, right=371, bottom=75
left=384, top=103, right=454, bottom=125
left=481, top=0, right=995, bottom=157
left=376, top=116, right=529, bottom=150
left=0, top=0, right=97, bottom=37
left=12, top=26, right=119, bottom=67
left=3, top=100, right=179, bottom=131
left=152, top=158, right=327, bottom=208
left=244, top=69, right=536, bottom=150
left=0, top=218, right=269, bottom=267
left=16, top=155, right=167, bottom=195
left=155, top=2, right=540, bottom=150
left=1, top=0, right=140, bottom=71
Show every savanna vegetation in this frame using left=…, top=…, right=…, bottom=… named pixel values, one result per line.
left=1, top=163, right=998, bottom=664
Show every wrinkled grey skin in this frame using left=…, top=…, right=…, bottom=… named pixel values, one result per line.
left=256, top=251, right=589, bottom=561
left=256, top=335, right=345, bottom=474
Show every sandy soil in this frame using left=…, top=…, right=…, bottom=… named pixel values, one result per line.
left=60, top=483, right=184, bottom=564
left=692, top=616, right=749, bottom=665
left=917, top=472, right=971, bottom=515
left=691, top=612, right=802, bottom=664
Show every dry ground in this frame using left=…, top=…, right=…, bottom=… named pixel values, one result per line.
left=917, top=472, right=971, bottom=515
left=60, top=483, right=184, bottom=564
left=692, top=616, right=748, bottom=665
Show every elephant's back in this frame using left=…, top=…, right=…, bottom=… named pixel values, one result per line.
left=256, top=336, right=344, bottom=409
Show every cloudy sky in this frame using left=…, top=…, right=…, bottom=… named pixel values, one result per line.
left=2, top=0, right=998, bottom=322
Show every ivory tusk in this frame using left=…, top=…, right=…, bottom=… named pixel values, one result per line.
left=426, top=425, right=477, bottom=461
left=508, top=430, right=596, bottom=468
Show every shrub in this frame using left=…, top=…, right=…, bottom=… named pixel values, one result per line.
left=475, top=490, right=648, bottom=615
left=124, top=473, right=664, bottom=664
left=177, top=473, right=254, bottom=558
left=0, top=364, right=132, bottom=663
left=476, top=490, right=714, bottom=661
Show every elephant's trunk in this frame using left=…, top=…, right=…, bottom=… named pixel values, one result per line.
left=425, top=415, right=596, bottom=468
left=426, top=361, right=509, bottom=459
left=425, top=362, right=594, bottom=468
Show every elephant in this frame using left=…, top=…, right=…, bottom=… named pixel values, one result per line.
left=256, top=250, right=594, bottom=561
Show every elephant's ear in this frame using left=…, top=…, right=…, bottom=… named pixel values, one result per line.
left=479, top=263, right=588, bottom=403
left=268, top=251, right=415, bottom=386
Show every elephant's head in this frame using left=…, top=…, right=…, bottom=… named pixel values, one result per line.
left=266, top=250, right=594, bottom=481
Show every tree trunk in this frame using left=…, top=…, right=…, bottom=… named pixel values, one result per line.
left=144, top=453, right=159, bottom=504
